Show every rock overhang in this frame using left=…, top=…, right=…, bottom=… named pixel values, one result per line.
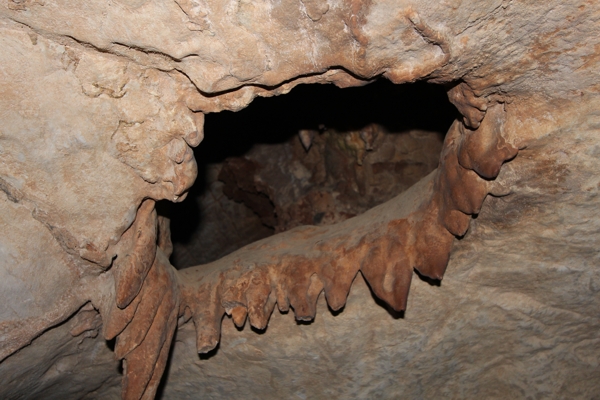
left=0, top=1, right=599, bottom=399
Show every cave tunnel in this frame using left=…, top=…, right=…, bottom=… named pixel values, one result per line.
left=168, top=80, right=458, bottom=269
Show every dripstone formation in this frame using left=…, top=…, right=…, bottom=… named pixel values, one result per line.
left=1, top=1, right=599, bottom=399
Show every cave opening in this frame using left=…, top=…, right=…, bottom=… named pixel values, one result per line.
left=168, top=79, right=458, bottom=269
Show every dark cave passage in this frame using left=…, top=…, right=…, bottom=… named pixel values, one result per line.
left=199, top=79, right=456, bottom=161
left=168, top=79, right=458, bottom=269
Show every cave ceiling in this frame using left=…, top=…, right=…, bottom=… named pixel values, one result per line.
left=0, top=0, right=599, bottom=399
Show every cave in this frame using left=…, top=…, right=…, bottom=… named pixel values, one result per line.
left=1, top=1, right=600, bottom=399
left=169, top=80, right=457, bottom=268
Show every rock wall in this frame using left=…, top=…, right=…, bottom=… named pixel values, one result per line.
left=0, top=0, right=599, bottom=399
left=162, top=99, right=600, bottom=399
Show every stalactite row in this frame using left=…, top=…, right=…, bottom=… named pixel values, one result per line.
left=97, top=201, right=180, bottom=400
left=177, top=82, right=520, bottom=356
left=93, top=79, right=522, bottom=400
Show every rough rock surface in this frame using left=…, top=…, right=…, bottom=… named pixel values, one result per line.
left=0, top=308, right=121, bottom=400
left=0, top=0, right=599, bottom=399
left=162, top=104, right=600, bottom=398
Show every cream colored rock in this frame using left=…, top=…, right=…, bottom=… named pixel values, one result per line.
left=0, top=0, right=599, bottom=399
left=161, top=100, right=600, bottom=399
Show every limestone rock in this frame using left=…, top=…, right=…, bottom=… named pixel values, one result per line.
left=0, top=0, right=599, bottom=399
left=161, top=102, right=600, bottom=399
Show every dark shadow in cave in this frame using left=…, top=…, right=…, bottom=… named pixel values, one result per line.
left=168, top=79, right=458, bottom=269
left=414, top=269, right=442, bottom=287
left=199, top=79, right=456, bottom=163
left=198, top=342, right=220, bottom=360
